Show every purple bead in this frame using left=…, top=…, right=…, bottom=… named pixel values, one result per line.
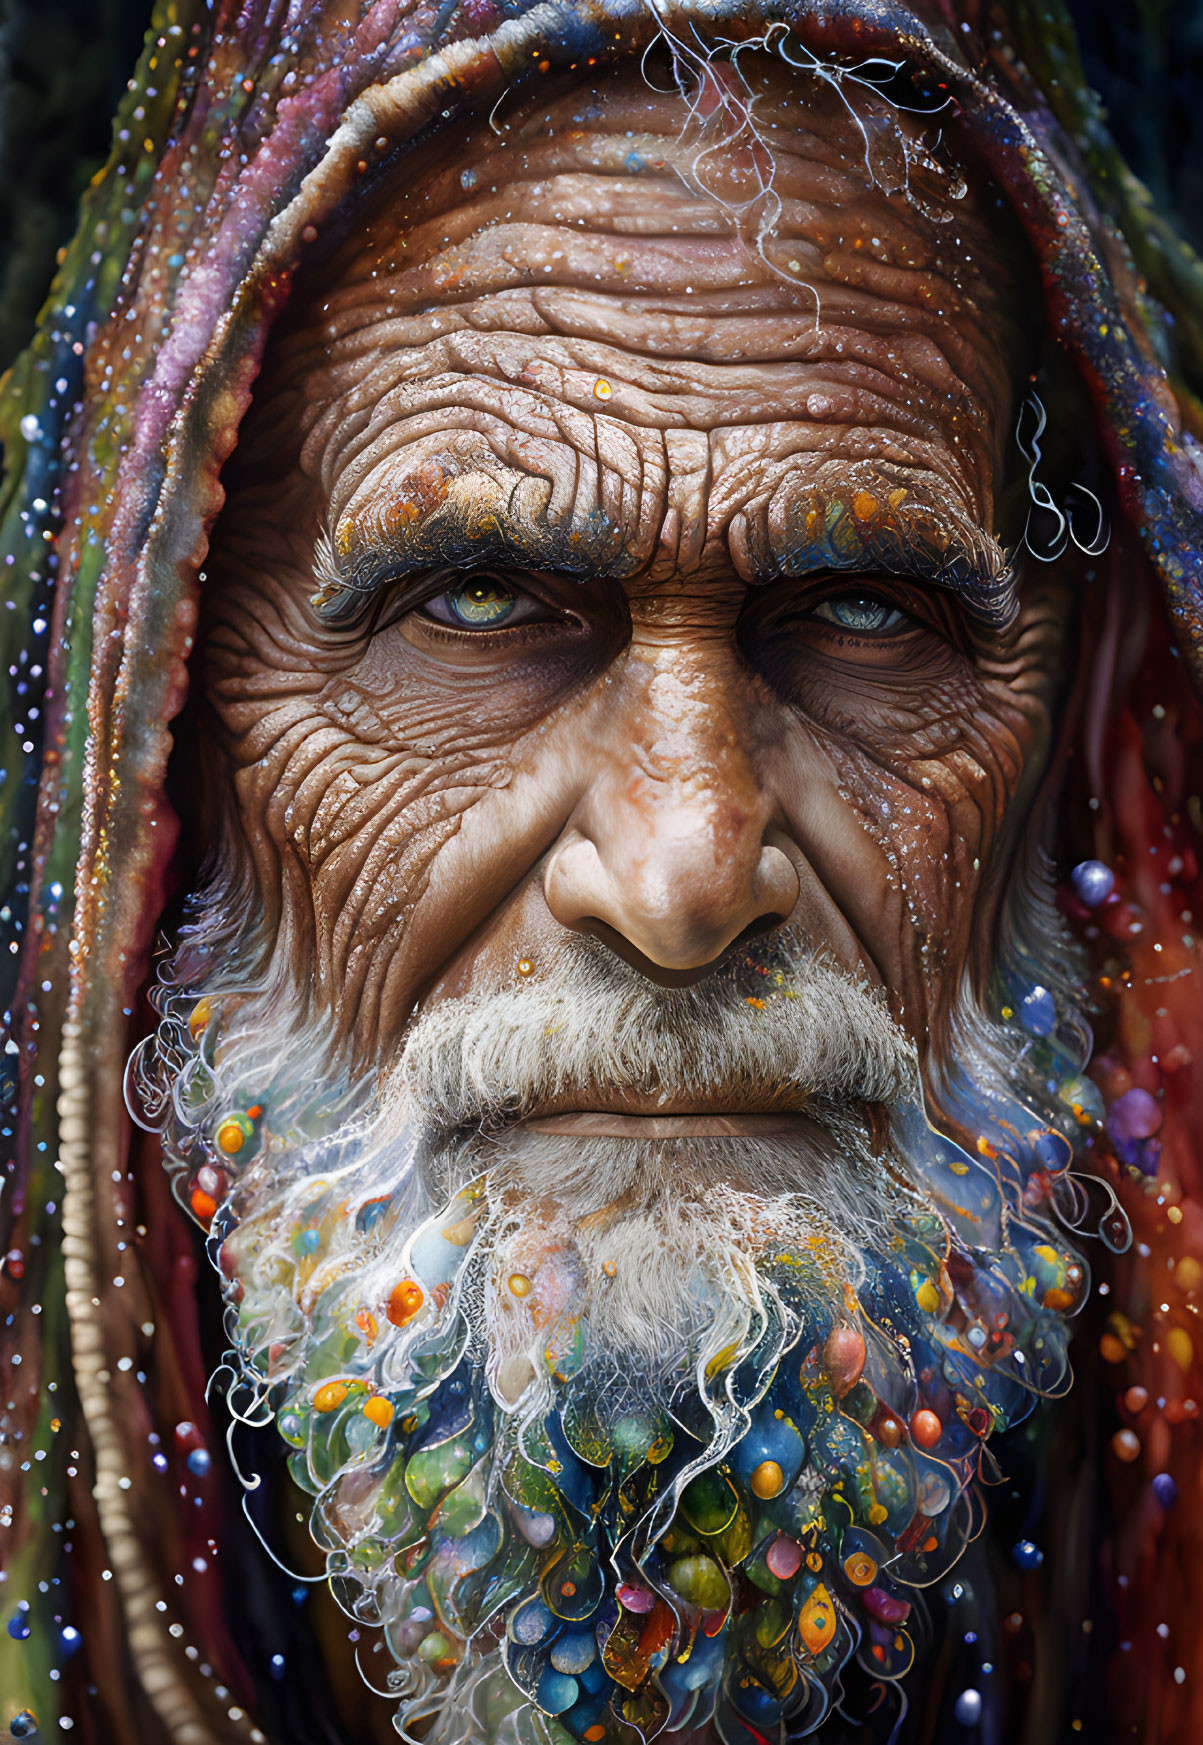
left=1071, top=860, right=1115, bottom=907
left=954, top=1688, right=983, bottom=1725
left=1152, top=1472, right=1178, bottom=1509
left=1106, top=1088, right=1163, bottom=1143
left=863, top=1586, right=911, bottom=1624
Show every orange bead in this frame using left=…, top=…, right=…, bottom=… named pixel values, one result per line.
left=386, top=1279, right=424, bottom=1327
left=1111, top=1428, right=1141, bottom=1463
left=750, top=1461, right=785, bottom=1499
left=313, top=1380, right=349, bottom=1413
left=363, top=1396, right=394, bottom=1428
left=188, top=998, right=212, bottom=1040
left=798, top=1583, right=837, bottom=1655
left=843, top=1552, right=877, bottom=1588
left=216, top=1120, right=245, bottom=1155
left=190, top=1188, right=217, bottom=1224
left=874, top=1413, right=903, bottom=1449
left=823, top=1325, right=867, bottom=1396
left=911, top=1410, right=942, bottom=1449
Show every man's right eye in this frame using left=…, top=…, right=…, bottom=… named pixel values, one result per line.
left=418, top=574, right=551, bottom=631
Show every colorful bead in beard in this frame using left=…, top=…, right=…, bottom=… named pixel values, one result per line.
left=126, top=890, right=1109, bottom=1744
left=225, top=1135, right=1087, bottom=1745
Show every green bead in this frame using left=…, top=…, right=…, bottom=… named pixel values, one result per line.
left=666, top=1554, right=729, bottom=1610
left=419, top=1630, right=452, bottom=1665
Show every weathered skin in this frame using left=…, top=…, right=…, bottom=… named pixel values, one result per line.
left=200, top=58, right=1074, bottom=1089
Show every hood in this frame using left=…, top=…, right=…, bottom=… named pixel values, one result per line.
left=2, top=0, right=1202, bottom=1740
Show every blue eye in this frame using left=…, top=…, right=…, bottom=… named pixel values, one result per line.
left=444, top=579, right=517, bottom=626
left=415, top=572, right=560, bottom=635
left=812, top=594, right=906, bottom=634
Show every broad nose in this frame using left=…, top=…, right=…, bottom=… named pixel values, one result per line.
left=543, top=657, right=799, bottom=975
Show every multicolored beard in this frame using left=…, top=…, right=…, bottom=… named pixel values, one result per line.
left=128, top=927, right=1120, bottom=1744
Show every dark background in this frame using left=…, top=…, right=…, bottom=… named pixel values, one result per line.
left=1, top=0, right=1202, bottom=373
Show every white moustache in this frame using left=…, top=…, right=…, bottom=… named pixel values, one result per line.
left=391, top=938, right=918, bottom=1139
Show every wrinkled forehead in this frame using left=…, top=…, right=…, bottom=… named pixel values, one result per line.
left=228, top=51, right=1039, bottom=614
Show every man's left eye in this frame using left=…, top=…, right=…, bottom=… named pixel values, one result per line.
left=811, top=593, right=908, bottom=635
left=422, top=576, right=524, bottom=628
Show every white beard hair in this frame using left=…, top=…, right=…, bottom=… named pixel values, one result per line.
left=440, top=1118, right=915, bottom=1378
left=130, top=873, right=1094, bottom=1744
left=390, top=938, right=918, bottom=1134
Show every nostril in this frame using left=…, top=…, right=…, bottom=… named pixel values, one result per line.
left=568, top=912, right=792, bottom=987
left=734, top=911, right=792, bottom=949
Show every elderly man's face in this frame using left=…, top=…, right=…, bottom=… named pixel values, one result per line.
left=202, top=58, right=1064, bottom=1068
left=167, top=51, right=1089, bottom=1742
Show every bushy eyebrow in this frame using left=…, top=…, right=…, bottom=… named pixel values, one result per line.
left=764, top=508, right=1018, bottom=627
left=312, top=485, right=1016, bottom=627
left=311, top=509, right=639, bottom=623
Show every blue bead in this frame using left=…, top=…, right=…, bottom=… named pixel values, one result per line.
left=1153, top=1472, right=1178, bottom=1509
left=536, top=1668, right=579, bottom=1715
left=511, top=1596, right=556, bottom=1645
left=1019, top=986, right=1056, bottom=1037
left=60, top=1624, right=81, bottom=1656
left=186, top=1448, right=211, bottom=1477
left=7, top=1609, right=30, bottom=1640
left=270, top=1653, right=286, bottom=1680
left=299, top=1228, right=321, bottom=1254
left=1031, top=1128, right=1072, bottom=1171
left=9, top=1712, right=39, bottom=1741
left=550, top=1629, right=597, bottom=1674
left=577, top=1659, right=609, bottom=1698
left=1013, top=1539, right=1043, bottom=1569
left=1071, top=860, right=1115, bottom=908
left=730, top=1678, right=785, bottom=1724
left=562, top=1695, right=605, bottom=1737
left=728, top=1401, right=806, bottom=1493
left=355, top=1195, right=393, bottom=1235
left=954, top=1687, right=983, bottom=1725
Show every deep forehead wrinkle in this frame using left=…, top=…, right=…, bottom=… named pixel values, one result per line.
left=241, top=56, right=1033, bottom=631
